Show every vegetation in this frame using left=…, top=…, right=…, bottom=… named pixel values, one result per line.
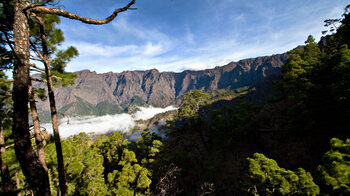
left=244, top=153, right=319, bottom=195
left=0, top=130, right=162, bottom=195
left=316, top=138, right=350, bottom=195
left=177, top=90, right=210, bottom=120
left=0, top=1, right=349, bottom=196
left=151, top=4, right=350, bottom=195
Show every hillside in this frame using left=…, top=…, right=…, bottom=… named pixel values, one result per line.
left=34, top=53, right=289, bottom=117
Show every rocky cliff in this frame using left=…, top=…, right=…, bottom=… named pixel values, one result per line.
left=35, top=53, right=289, bottom=117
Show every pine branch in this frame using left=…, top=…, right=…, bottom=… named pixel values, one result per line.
left=1, top=29, right=20, bottom=62
left=30, top=55, right=43, bottom=62
left=1, top=30, right=14, bottom=51
left=30, top=64, right=45, bottom=72
left=30, top=41, right=47, bottom=64
left=29, top=0, right=136, bottom=25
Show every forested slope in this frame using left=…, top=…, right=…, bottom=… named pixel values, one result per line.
left=151, top=5, right=350, bottom=195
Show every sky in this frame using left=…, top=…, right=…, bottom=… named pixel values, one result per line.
left=53, top=0, right=349, bottom=73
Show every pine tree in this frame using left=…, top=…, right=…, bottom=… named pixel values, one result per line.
left=29, top=13, right=78, bottom=195
left=244, top=153, right=319, bottom=195
left=177, top=90, right=210, bottom=119
left=6, top=0, right=136, bottom=194
left=0, top=71, right=14, bottom=194
left=276, top=5, right=350, bottom=133
left=317, top=138, right=350, bottom=194
left=45, top=133, right=108, bottom=195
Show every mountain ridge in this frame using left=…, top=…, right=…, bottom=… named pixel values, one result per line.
left=35, top=53, right=290, bottom=117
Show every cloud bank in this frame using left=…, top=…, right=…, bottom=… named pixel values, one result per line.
left=42, top=106, right=177, bottom=138
left=127, top=119, right=168, bottom=141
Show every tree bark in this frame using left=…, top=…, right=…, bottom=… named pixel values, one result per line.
left=12, top=0, right=51, bottom=195
left=15, top=169, right=20, bottom=196
left=28, top=80, right=48, bottom=171
left=0, top=118, right=14, bottom=195
left=36, top=16, right=68, bottom=196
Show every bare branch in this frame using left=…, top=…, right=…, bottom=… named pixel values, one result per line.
left=30, top=55, right=43, bottom=62
left=30, top=64, right=45, bottom=72
left=51, top=74, right=61, bottom=80
left=30, top=68, right=43, bottom=73
left=58, top=112, right=70, bottom=125
left=29, top=0, right=136, bottom=25
left=1, top=56, right=10, bottom=61
left=31, top=77, right=45, bottom=83
left=30, top=41, right=47, bottom=64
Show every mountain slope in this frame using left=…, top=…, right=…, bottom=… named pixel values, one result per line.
left=35, top=53, right=289, bottom=116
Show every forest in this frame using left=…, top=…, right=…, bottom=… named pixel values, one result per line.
left=1, top=0, right=350, bottom=195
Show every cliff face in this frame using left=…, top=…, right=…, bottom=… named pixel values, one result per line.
left=35, top=53, right=289, bottom=116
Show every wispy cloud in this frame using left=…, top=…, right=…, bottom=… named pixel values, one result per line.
left=70, top=42, right=138, bottom=57
left=133, top=106, right=176, bottom=120
left=57, top=0, right=348, bottom=74
left=42, top=106, right=177, bottom=138
left=142, top=42, right=164, bottom=57
left=185, top=27, right=195, bottom=45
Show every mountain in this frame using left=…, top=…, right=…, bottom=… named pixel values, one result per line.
left=35, top=53, right=289, bottom=118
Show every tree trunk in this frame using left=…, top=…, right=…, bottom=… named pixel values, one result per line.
left=15, top=169, right=20, bottom=196
left=0, top=118, right=14, bottom=195
left=28, top=81, right=48, bottom=171
left=45, top=49, right=68, bottom=196
left=37, top=16, right=68, bottom=196
left=12, top=1, right=51, bottom=195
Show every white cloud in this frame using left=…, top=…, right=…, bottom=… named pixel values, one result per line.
left=185, top=27, right=195, bottom=45
left=142, top=42, right=164, bottom=57
left=112, top=17, right=171, bottom=44
left=133, top=106, right=177, bottom=121
left=127, top=119, right=168, bottom=141
left=42, top=106, right=177, bottom=138
left=70, top=42, right=138, bottom=57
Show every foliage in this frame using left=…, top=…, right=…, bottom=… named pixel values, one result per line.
left=210, top=97, right=260, bottom=150
left=0, top=0, right=14, bottom=71
left=280, top=35, right=324, bottom=99
left=30, top=12, right=79, bottom=87
left=177, top=90, right=210, bottom=120
left=316, top=138, right=350, bottom=195
left=45, top=132, right=108, bottom=195
left=50, top=46, right=79, bottom=73
left=208, top=86, right=250, bottom=101
left=0, top=71, right=11, bottom=118
left=275, top=6, right=350, bottom=133
left=93, top=130, right=163, bottom=195
left=244, top=153, right=320, bottom=195
left=50, top=70, right=77, bottom=87
left=107, top=149, right=152, bottom=195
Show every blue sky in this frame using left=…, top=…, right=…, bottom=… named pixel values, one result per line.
left=54, top=0, right=349, bottom=73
